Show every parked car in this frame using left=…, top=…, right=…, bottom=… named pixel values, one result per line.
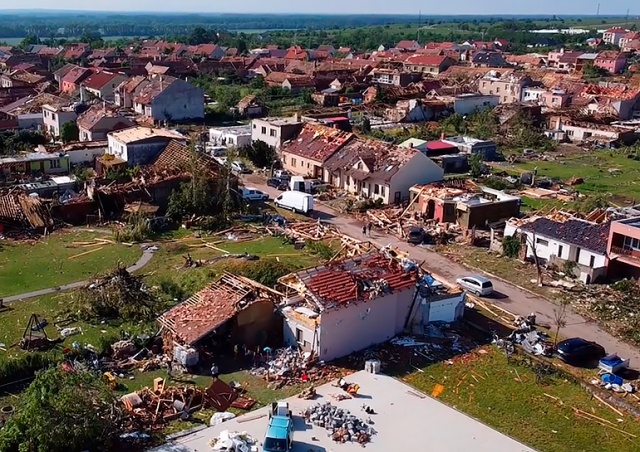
left=267, top=178, right=289, bottom=190
left=231, top=161, right=252, bottom=174
left=241, top=187, right=269, bottom=201
left=407, top=227, right=426, bottom=245
left=273, top=169, right=291, bottom=180
left=308, top=179, right=330, bottom=193
left=556, top=338, right=606, bottom=366
left=274, top=191, right=314, bottom=214
left=455, top=275, right=494, bottom=296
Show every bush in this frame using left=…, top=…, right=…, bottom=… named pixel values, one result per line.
left=563, top=260, right=578, bottom=279
left=224, top=259, right=300, bottom=287
left=158, top=277, right=188, bottom=301
left=502, top=235, right=521, bottom=258
left=305, top=240, right=336, bottom=261
left=0, top=352, right=59, bottom=387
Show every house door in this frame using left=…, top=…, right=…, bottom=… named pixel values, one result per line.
left=394, top=191, right=401, bottom=205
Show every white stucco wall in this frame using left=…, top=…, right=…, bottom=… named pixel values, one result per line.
left=67, top=147, right=106, bottom=164
left=385, top=153, right=444, bottom=204
left=454, top=95, right=500, bottom=115
left=518, top=229, right=607, bottom=269
left=149, top=80, right=205, bottom=121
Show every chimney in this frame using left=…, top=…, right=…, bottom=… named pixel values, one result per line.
left=409, top=142, right=414, bottom=148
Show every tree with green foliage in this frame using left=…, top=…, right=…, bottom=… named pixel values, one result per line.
left=583, top=62, right=609, bottom=79
left=502, top=235, right=521, bottom=258
left=240, top=140, right=276, bottom=169
left=441, top=113, right=465, bottom=135
left=60, top=121, right=79, bottom=143
left=0, top=368, right=118, bottom=452
left=19, top=34, right=40, bottom=49
left=469, top=153, right=484, bottom=178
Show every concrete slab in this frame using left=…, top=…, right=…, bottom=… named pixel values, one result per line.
left=151, top=371, right=535, bottom=452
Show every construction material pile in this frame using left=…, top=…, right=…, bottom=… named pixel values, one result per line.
left=208, top=430, right=258, bottom=452
left=250, top=347, right=342, bottom=387
left=303, top=402, right=376, bottom=445
left=569, top=280, right=640, bottom=346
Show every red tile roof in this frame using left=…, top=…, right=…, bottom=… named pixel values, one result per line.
left=395, top=40, right=420, bottom=50
left=404, top=54, right=448, bottom=67
left=76, top=105, right=134, bottom=131
left=82, top=71, right=122, bottom=90
left=605, top=27, right=627, bottom=33
left=282, top=123, right=353, bottom=163
left=295, top=252, right=419, bottom=310
left=596, top=50, right=625, bottom=60
left=427, top=140, right=458, bottom=151
left=61, top=67, right=92, bottom=84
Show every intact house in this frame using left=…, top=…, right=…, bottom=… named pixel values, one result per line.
left=371, top=68, right=422, bottom=87
left=251, top=116, right=303, bottom=150
left=76, top=105, right=135, bottom=142
left=280, top=123, right=353, bottom=179
left=209, top=125, right=252, bottom=148
left=278, top=251, right=466, bottom=362
left=602, top=27, right=628, bottom=46
left=106, top=126, right=186, bottom=167
left=505, top=216, right=610, bottom=284
left=158, top=273, right=284, bottom=352
left=42, top=103, right=77, bottom=139
left=80, top=71, right=128, bottom=102
left=470, top=51, right=509, bottom=68
left=133, top=75, right=205, bottom=122
left=236, top=95, right=264, bottom=118
left=402, top=55, right=455, bottom=75
left=409, top=183, right=521, bottom=229
left=323, top=138, right=444, bottom=205
left=395, top=40, right=422, bottom=52
left=60, top=67, right=92, bottom=94
left=477, top=71, right=533, bottom=104
left=0, top=152, right=70, bottom=177
left=607, top=217, right=640, bottom=279
left=115, top=76, right=150, bottom=109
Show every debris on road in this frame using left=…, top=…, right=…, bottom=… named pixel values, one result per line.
left=303, top=402, right=376, bottom=445
left=208, top=430, right=258, bottom=451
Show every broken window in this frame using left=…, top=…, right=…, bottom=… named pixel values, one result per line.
left=296, top=328, right=303, bottom=343
left=590, top=255, right=596, bottom=268
left=261, top=126, right=266, bottom=134
left=536, top=238, right=549, bottom=247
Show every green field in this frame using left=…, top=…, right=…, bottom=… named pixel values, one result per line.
left=0, top=229, right=142, bottom=298
left=408, top=348, right=640, bottom=452
left=514, top=150, right=640, bottom=204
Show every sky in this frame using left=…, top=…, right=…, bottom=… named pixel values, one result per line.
left=0, top=0, right=635, bottom=16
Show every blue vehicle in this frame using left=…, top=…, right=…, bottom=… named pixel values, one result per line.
left=263, top=401, right=293, bottom=452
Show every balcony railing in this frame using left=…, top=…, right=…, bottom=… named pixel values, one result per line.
left=611, top=246, right=640, bottom=263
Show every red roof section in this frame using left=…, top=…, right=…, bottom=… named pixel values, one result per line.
left=404, top=54, right=448, bottom=66
left=605, top=28, right=627, bottom=33
left=282, top=123, right=353, bottom=163
left=81, top=71, right=121, bottom=90
left=427, top=140, right=458, bottom=151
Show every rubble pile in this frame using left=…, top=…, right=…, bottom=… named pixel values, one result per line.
left=303, top=402, right=376, bottom=445
left=359, top=208, right=459, bottom=242
left=250, top=347, right=342, bottom=387
left=569, top=280, right=640, bottom=345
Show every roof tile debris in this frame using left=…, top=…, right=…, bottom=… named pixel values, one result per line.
left=157, top=273, right=283, bottom=345
left=288, top=252, right=419, bottom=311
left=133, top=76, right=178, bottom=105
left=0, top=193, right=55, bottom=231
left=282, top=123, right=354, bottom=163
left=76, top=104, right=134, bottom=131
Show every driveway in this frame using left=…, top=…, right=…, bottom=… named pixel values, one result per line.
left=247, top=174, right=640, bottom=367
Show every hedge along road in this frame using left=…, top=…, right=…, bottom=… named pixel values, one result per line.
left=1, top=244, right=157, bottom=303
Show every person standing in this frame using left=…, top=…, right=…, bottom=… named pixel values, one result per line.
left=210, top=363, right=219, bottom=380
left=367, top=222, right=373, bottom=235
left=362, top=225, right=367, bottom=236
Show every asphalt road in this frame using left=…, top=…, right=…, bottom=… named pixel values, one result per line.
left=247, top=174, right=640, bottom=367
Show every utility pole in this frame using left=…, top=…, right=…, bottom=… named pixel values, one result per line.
left=597, top=3, right=600, bottom=16
left=417, top=10, right=422, bottom=43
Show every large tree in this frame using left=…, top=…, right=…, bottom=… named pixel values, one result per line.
left=0, top=368, right=118, bottom=452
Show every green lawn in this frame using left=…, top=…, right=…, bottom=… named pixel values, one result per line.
left=407, top=348, right=640, bottom=452
left=515, top=151, right=640, bottom=203
left=0, top=229, right=142, bottom=297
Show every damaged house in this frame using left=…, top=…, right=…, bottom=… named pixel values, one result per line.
left=278, top=251, right=466, bottom=362
left=505, top=215, right=610, bottom=284
left=0, top=191, right=55, bottom=235
left=158, top=273, right=284, bottom=352
left=324, top=138, right=444, bottom=205
left=409, top=183, right=521, bottom=229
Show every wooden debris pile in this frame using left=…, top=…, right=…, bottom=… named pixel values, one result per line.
left=279, top=220, right=341, bottom=242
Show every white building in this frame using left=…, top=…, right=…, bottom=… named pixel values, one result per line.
left=251, top=116, right=303, bottom=150
left=504, top=217, right=609, bottom=284
left=42, top=104, right=77, bottom=139
left=209, top=125, right=252, bottom=148
left=453, top=93, right=500, bottom=116
left=107, top=127, right=186, bottom=167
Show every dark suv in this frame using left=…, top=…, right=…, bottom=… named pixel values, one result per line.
left=407, top=227, right=426, bottom=245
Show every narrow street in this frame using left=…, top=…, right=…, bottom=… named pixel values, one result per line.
left=245, top=174, right=640, bottom=366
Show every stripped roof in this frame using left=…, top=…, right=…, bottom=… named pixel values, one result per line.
left=133, top=75, right=178, bottom=105
left=117, top=75, right=148, bottom=94
left=288, top=252, right=419, bottom=311
left=62, top=67, right=92, bottom=85
left=157, top=273, right=282, bottom=345
left=0, top=193, right=54, bottom=230
left=109, top=126, right=185, bottom=144
left=76, top=104, right=133, bottom=131
left=282, top=123, right=353, bottom=163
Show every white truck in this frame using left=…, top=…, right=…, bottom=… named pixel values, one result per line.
left=289, top=176, right=312, bottom=193
left=274, top=191, right=313, bottom=214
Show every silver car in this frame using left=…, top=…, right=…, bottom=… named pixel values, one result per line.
left=455, top=275, right=494, bottom=296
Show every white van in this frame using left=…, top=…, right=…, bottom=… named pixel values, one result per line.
left=289, top=176, right=312, bottom=193
left=274, top=191, right=314, bottom=214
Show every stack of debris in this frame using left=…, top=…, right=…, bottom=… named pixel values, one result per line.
left=273, top=220, right=341, bottom=242
left=250, top=347, right=342, bottom=387
left=303, top=402, right=376, bottom=445
left=208, top=430, right=258, bottom=452
left=0, top=191, right=56, bottom=237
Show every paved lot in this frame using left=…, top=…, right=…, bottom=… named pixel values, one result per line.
left=152, top=371, right=535, bottom=452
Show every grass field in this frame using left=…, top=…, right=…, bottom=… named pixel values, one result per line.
left=0, top=229, right=142, bottom=298
left=407, top=348, right=640, bottom=452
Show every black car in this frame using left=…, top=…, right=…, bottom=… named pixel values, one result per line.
left=407, top=226, right=426, bottom=245
left=267, top=178, right=289, bottom=190
left=556, top=338, right=605, bottom=366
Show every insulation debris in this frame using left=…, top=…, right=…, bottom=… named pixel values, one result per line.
left=250, top=347, right=342, bottom=387
left=208, top=430, right=258, bottom=452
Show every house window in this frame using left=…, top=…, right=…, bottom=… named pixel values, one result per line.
left=503, top=96, right=507, bottom=102
left=296, top=328, right=303, bottom=343
left=49, top=159, right=61, bottom=169
left=291, top=158, right=296, bottom=167
left=261, top=126, right=266, bottom=134
left=496, top=87, right=500, bottom=93
left=380, top=185, right=385, bottom=196
left=558, top=245, right=563, bottom=258
left=482, top=82, right=486, bottom=88
left=374, top=184, right=380, bottom=195
left=269, top=128, right=277, bottom=137
left=306, top=162, right=310, bottom=168
left=589, top=255, right=596, bottom=268
left=253, top=123, right=256, bottom=129
left=536, top=238, right=549, bottom=246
